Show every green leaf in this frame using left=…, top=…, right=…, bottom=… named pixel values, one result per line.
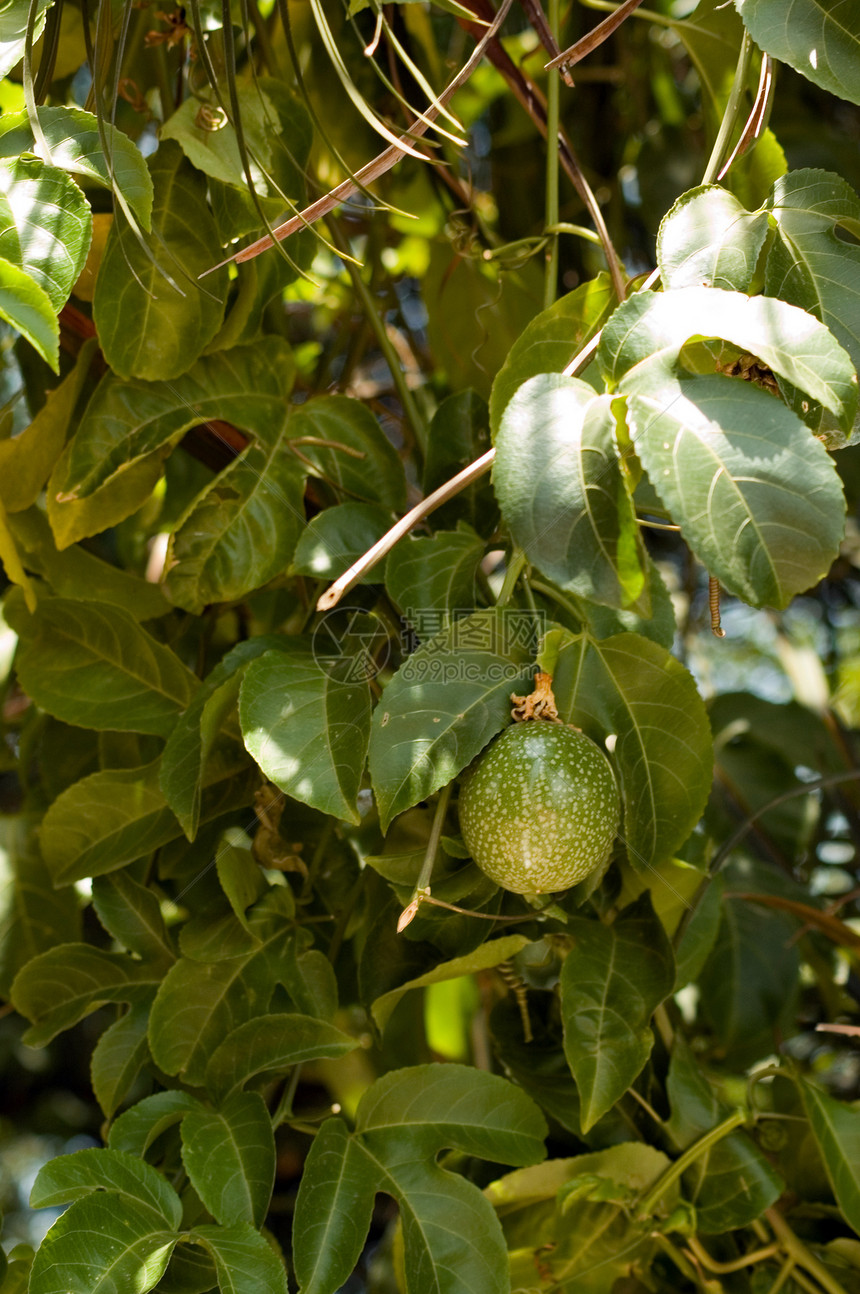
left=181, top=1092, right=275, bottom=1228
left=91, top=872, right=174, bottom=965
left=163, top=431, right=306, bottom=613
left=766, top=169, right=860, bottom=442
left=368, top=610, right=534, bottom=832
left=599, top=285, right=858, bottom=428
left=189, top=1224, right=289, bottom=1294
left=698, top=883, right=799, bottom=1067
left=292, top=1118, right=374, bottom=1294
left=799, top=1078, right=860, bottom=1237
left=422, top=391, right=496, bottom=535
left=288, top=395, right=407, bottom=510
left=666, top=1038, right=782, bottom=1232
left=371, top=934, right=530, bottom=1033
left=28, top=1194, right=176, bottom=1294
left=7, top=595, right=197, bottom=735
left=162, top=80, right=307, bottom=198
left=0, top=814, right=80, bottom=997
left=216, top=830, right=266, bottom=933
left=657, top=185, right=770, bottom=291
left=0, top=106, right=153, bottom=227
left=91, top=998, right=152, bottom=1118
left=674, top=873, right=725, bottom=990
left=735, top=0, right=860, bottom=105
left=0, top=252, right=59, bottom=370
left=92, top=141, right=228, bottom=380
left=205, top=1013, right=357, bottom=1101
left=9, top=507, right=170, bottom=620
left=160, top=635, right=287, bottom=840
left=0, top=340, right=95, bottom=514
left=46, top=454, right=163, bottom=550
left=240, top=644, right=372, bottom=824
left=385, top=528, right=485, bottom=629
left=31, top=1147, right=182, bottom=1228
left=560, top=894, right=675, bottom=1133
left=489, top=273, right=615, bottom=435
left=11, top=943, right=159, bottom=1046
left=40, top=754, right=256, bottom=885
left=0, top=156, right=90, bottom=312
left=292, top=502, right=393, bottom=581
left=486, top=1145, right=674, bottom=1294
left=553, top=632, right=713, bottom=870
left=293, top=1065, right=547, bottom=1294
left=109, top=1091, right=203, bottom=1156
left=495, top=379, right=649, bottom=611
left=147, top=892, right=295, bottom=1085
left=50, top=336, right=294, bottom=504
left=627, top=373, right=845, bottom=608
left=0, top=0, right=52, bottom=78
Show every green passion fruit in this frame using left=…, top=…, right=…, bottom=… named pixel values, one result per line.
left=458, top=722, right=620, bottom=894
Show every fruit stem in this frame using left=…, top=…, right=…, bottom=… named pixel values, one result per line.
left=399, top=783, right=453, bottom=930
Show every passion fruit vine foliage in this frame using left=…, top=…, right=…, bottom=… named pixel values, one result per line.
left=4, top=0, right=860, bottom=1290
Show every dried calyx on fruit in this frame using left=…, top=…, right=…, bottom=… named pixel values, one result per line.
left=458, top=673, right=620, bottom=895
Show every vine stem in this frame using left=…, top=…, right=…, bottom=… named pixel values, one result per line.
left=496, top=549, right=528, bottom=606
left=414, top=784, right=452, bottom=899
left=543, top=0, right=560, bottom=310
left=701, top=29, right=753, bottom=185
left=637, top=1110, right=746, bottom=1216
left=765, top=1208, right=852, bottom=1294
left=328, top=217, right=425, bottom=444
left=204, top=0, right=515, bottom=272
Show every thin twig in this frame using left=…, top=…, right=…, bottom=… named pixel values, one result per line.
left=546, top=0, right=645, bottom=73
left=201, top=0, right=515, bottom=273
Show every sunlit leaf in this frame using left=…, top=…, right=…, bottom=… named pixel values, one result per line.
left=489, top=274, right=615, bottom=435
left=28, top=1194, right=176, bottom=1294
left=657, top=185, right=769, bottom=291
left=240, top=644, right=372, bottom=824
left=735, top=0, right=860, bottom=105
left=0, top=106, right=153, bottom=227
left=0, top=156, right=90, bottom=312
left=0, top=252, right=58, bottom=370
left=495, top=380, right=649, bottom=611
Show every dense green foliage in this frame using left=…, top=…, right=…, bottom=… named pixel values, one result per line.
left=2, top=0, right=860, bottom=1291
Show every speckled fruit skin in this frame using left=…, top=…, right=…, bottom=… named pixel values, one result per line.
left=458, top=722, right=620, bottom=894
